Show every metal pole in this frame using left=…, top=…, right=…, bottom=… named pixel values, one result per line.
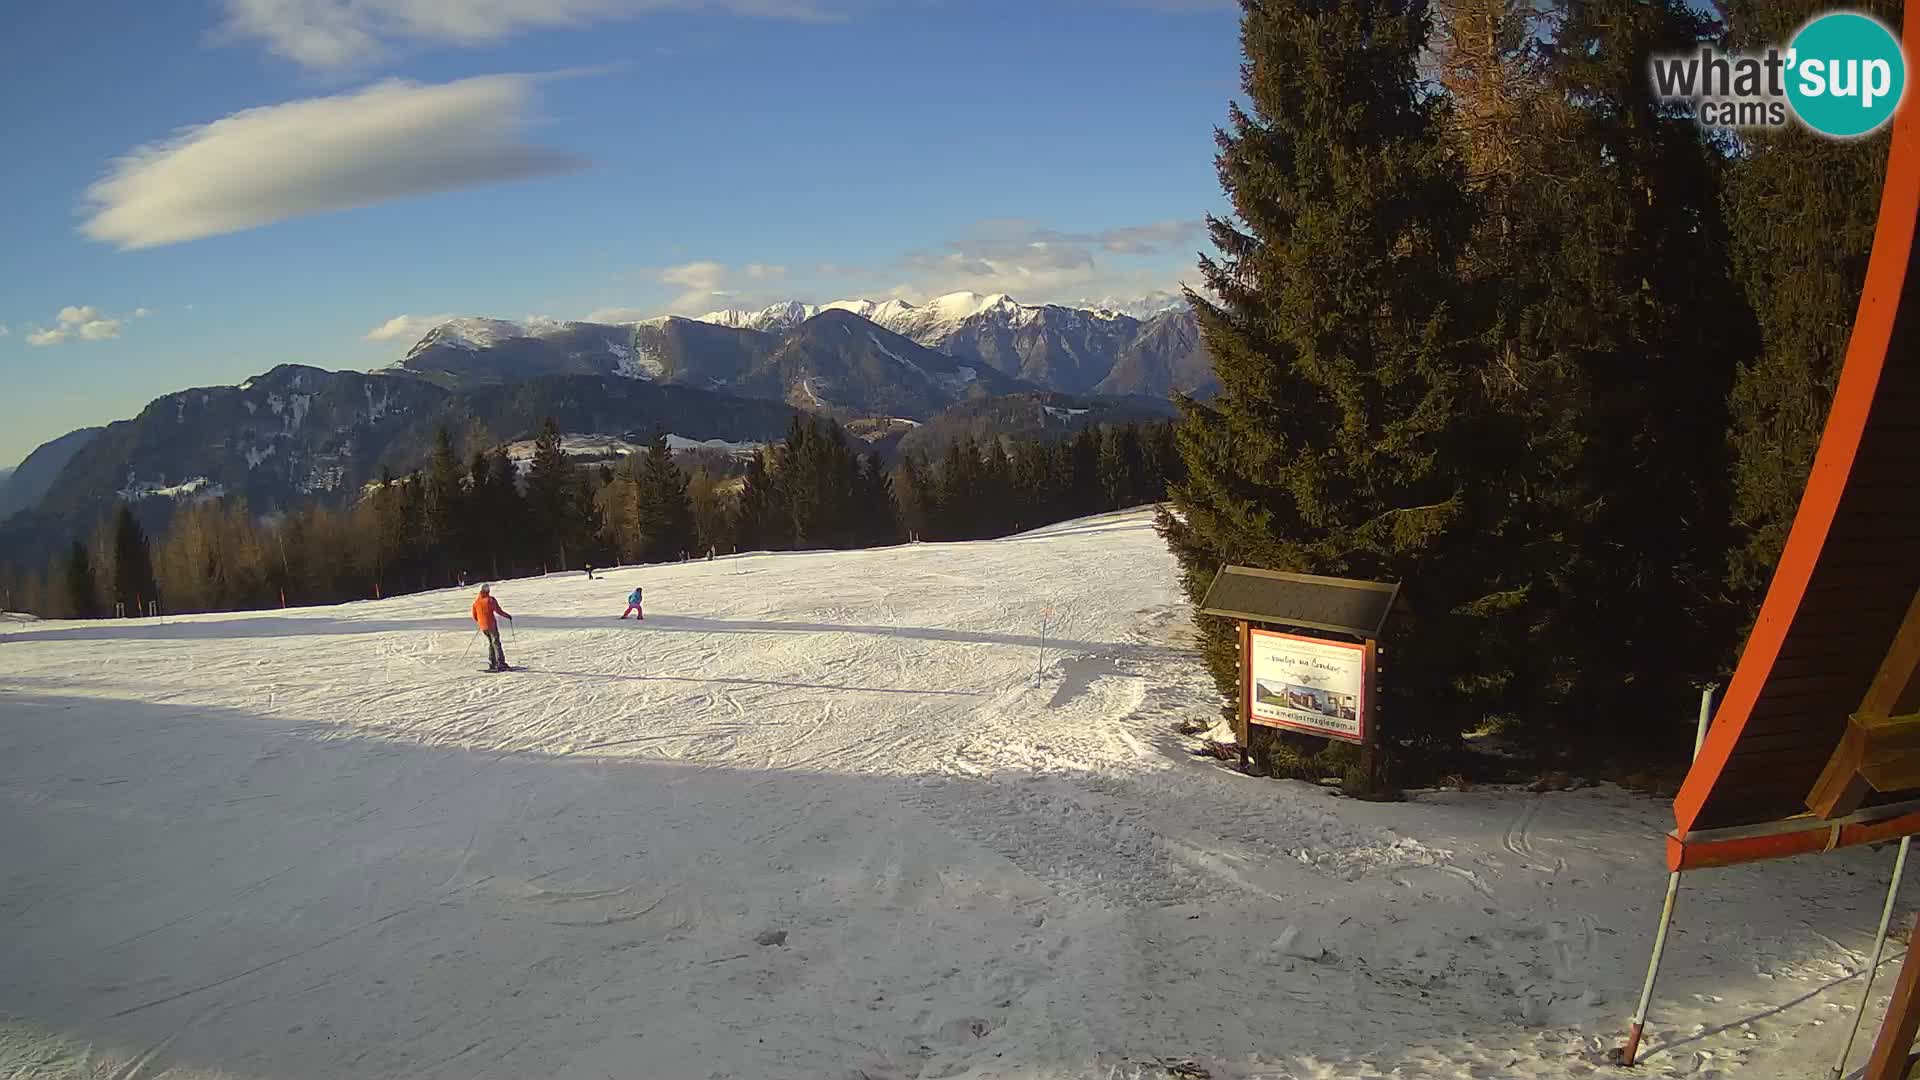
left=1694, top=686, right=1714, bottom=758
left=1832, top=834, right=1913, bottom=1079
left=1621, top=687, right=1716, bottom=1067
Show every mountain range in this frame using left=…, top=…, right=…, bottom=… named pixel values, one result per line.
left=1, top=294, right=1212, bottom=568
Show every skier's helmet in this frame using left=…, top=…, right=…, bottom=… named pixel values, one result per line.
left=478, top=583, right=490, bottom=595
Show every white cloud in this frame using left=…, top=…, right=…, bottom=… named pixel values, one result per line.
left=22, top=304, right=138, bottom=346
left=585, top=306, right=652, bottom=323
left=222, top=0, right=837, bottom=69
left=133, top=307, right=152, bottom=318
left=890, top=219, right=1201, bottom=305
left=652, top=260, right=790, bottom=313
left=82, top=75, right=590, bottom=250
left=0, top=324, right=10, bottom=337
left=363, top=312, right=455, bottom=342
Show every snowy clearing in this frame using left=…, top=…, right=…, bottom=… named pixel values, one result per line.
left=0, top=508, right=1912, bottom=1079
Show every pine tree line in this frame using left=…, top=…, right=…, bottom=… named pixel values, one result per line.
left=7, top=415, right=1184, bottom=618
left=1163, top=0, right=1895, bottom=782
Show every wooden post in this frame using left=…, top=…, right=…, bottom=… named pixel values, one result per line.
left=1361, top=639, right=1383, bottom=792
left=1864, top=910, right=1920, bottom=1080
left=1237, top=619, right=1253, bottom=772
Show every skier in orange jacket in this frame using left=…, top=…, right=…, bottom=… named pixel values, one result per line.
left=472, top=584, right=514, bottom=671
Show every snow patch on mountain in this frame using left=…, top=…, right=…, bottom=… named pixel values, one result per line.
left=609, top=339, right=662, bottom=381
left=868, top=332, right=927, bottom=382
left=266, top=392, right=312, bottom=431
left=502, top=432, right=764, bottom=470
left=119, top=475, right=223, bottom=501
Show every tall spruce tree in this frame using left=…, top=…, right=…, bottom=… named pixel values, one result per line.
left=635, top=429, right=695, bottom=562
left=423, top=427, right=464, bottom=581
left=525, top=418, right=578, bottom=570
left=893, top=452, right=936, bottom=542
left=1723, top=0, right=1900, bottom=601
left=66, top=541, right=99, bottom=619
left=110, top=503, right=158, bottom=613
left=1067, top=429, right=1100, bottom=518
left=1160, top=0, right=1497, bottom=769
left=733, top=449, right=790, bottom=551
left=855, top=454, right=899, bottom=546
left=1519, top=0, right=1750, bottom=729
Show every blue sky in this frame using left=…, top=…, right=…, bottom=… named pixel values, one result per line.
left=0, top=0, right=1241, bottom=467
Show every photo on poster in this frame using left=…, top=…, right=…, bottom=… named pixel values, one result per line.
left=1247, top=629, right=1366, bottom=742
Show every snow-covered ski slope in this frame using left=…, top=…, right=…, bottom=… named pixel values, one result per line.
left=0, top=509, right=1910, bottom=1079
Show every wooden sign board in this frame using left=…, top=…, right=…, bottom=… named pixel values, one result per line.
left=1242, top=626, right=1371, bottom=745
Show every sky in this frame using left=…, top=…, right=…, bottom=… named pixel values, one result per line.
left=0, top=0, right=1242, bottom=468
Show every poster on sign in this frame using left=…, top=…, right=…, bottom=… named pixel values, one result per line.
left=1246, top=629, right=1368, bottom=744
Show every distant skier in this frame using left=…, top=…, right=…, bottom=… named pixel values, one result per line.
left=584, top=564, right=595, bottom=580
left=620, top=587, right=643, bottom=621
left=472, top=584, right=514, bottom=671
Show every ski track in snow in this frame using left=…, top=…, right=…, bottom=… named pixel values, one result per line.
left=0, top=508, right=1912, bottom=1079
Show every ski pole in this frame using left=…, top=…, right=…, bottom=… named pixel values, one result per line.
left=462, top=631, right=479, bottom=660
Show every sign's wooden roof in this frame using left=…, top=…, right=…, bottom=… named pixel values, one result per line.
left=1198, top=565, right=1401, bottom=640
left=1671, top=56, right=1920, bottom=862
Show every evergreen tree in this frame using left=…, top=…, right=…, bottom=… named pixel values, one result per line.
left=1160, top=0, right=1494, bottom=769
left=1067, top=428, right=1100, bottom=518
left=1723, top=0, right=1900, bottom=600
left=635, top=429, right=695, bottom=562
left=423, top=427, right=463, bottom=579
left=855, top=454, right=899, bottom=546
left=1514, top=0, right=1749, bottom=729
left=1010, top=440, right=1055, bottom=532
left=1098, top=425, right=1146, bottom=510
left=525, top=418, right=579, bottom=570
left=110, top=503, right=158, bottom=613
left=893, top=452, right=937, bottom=542
left=733, top=449, right=791, bottom=551
left=66, top=541, right=99, bottom=619
left=485, top=447, right=525, bottom=577
left=938, top=438, right=984, bottom=540
left=688, top=468, right=736, bottom=555
left=980, top=438, right=1014, bottom=536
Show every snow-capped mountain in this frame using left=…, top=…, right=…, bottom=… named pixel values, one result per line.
left=700, top=292, right=1053, bottom=342
left=398, top=318, right=647, bottom=387
left=388, top=293, right=1215, bottom=404
left=738, top=309, right=1024, bottom=417
left=692, top=292, right=1213, bottom=398
left=391, top=307, right=1042, bottom=418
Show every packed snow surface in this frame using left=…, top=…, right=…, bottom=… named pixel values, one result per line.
left=1, top=509, right=1911, bottom=1079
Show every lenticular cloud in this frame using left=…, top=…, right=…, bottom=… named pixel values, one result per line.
left=80, top=75, right=589, bottom=250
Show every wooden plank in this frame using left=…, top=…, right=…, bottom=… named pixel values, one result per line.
left=1809, top=722, right=1872, bottom=818
left=1866, top=912, right=1920, bottom=1080
left=1861, top=589, right=1920, bottom=719
left=1856, top=713, right=1920, bottom=792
